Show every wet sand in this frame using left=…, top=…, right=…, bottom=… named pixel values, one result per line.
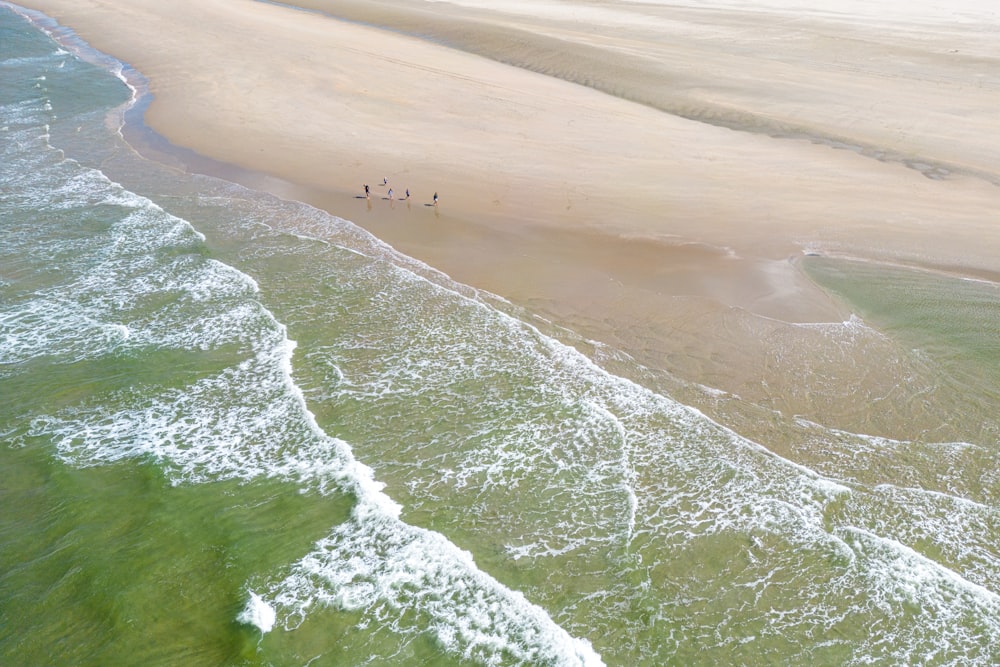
left=17, top=0, right=1000, bottom=436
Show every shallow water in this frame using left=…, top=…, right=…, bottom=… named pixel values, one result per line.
left=2, top=5, right=999, bottom=666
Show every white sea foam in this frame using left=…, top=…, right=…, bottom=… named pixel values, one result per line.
left=0, top=179, right=252, bottom=365
left=238, top=591, right=277, bottom=634
left=28, top=305, right=603, bottom=663
left=842, top=528, right=1000, bottom=604
left=15, top=154, right=998, bottom=665
left=4, top=32, right=608, bottom=657
left=4, top=147, right=601, bottom=666
left=839, top=527, right=1000, bottom=659
left=272, top=506, right=603, bottom=666
left=232, top=180, right=1000, bottom=661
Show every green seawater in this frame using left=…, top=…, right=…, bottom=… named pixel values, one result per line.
left=0, top=448, right=350, bottom=665
left=804, top=256, right=1000, bottom=394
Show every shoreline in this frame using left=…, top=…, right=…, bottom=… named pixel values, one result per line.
left=17, top=0, right=1000, bottom=268
left=11, top=0, right=1000, bottom=434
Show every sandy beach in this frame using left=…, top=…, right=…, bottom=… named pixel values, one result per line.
left=16, top=0, right=1000, bottom=428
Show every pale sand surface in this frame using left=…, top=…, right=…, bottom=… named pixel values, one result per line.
left=18, top=0, right=1000, bottom=434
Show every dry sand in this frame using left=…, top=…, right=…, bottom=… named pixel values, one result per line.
left=15, top=0, right=1000, bottom=424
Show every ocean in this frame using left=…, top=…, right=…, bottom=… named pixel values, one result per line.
left=2, top=4, right=999, bottom=666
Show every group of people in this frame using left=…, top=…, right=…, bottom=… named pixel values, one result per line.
left=364, top=179, right=437, bottom=206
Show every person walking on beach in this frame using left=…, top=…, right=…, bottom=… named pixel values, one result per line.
left=364, top=184, right=370, bottom=199
left=433, top=192, right=438, bottom=206
left=388, top=187, right=394, bottom=200
left=405, top=188, right=410, bottom=200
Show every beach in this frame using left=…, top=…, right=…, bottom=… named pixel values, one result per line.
left=18, top=0, right=1000, bottom=434
left=4, top=1, right=1000, bottom=664
left=19, top=0, right=1000, bottom=392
